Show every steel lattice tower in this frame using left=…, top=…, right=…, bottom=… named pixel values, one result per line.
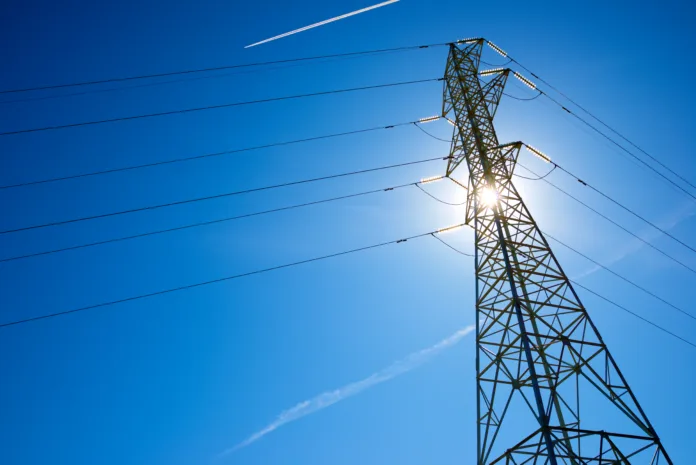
left=441, top=39, right=672, bottom=464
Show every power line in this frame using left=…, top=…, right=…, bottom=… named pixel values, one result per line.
left=0, top=63, right=300, bottom=105
left=508, top=54, right=696, bottom=194
left=0, top=181, right=418, bottom=263
left=512, top=164, right=556, bottom=181
left=0, top=78, right=442, bottom=137
left=503, top=90, right=542, bottom=101
left=0, top=42, right=450, bottom=95
left=414, top=183, right=465, bottom=206
left=515, top=73, right=696, bottom=203
left=0, top=48, right=417, bottom=105
left=3, top=173, right=466, bottom=263
left=516, top=162, right=696, bottom=277
left=434, top=233, right=696, bottom=350
left=551, top=162, right=696, bottom=256
left=544, top=232, right=696, bottom=322
left=0, top=156, right=446, bottom=235
left=538, top=90, right=696, bottom=203
left=569, top=279, right=696, bottom=350
left=480, top=58, right=512, bottom=68
left=413, top=122, right=451, bottom=142
left=0, top=119, right=422, bottom=190
left=517, top=155, right=696, bottom=255
left=430, top=233, right=473, bottom=256
left=0, top=225, right=462, bottom=329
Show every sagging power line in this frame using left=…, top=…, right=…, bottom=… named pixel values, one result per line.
left=0, top=225, right=462, bottom=328
left=0, top=118, right=435, bottom=190
left=0, top=41, right=449, bottom=95
left=0, top=156, right=447, bottom=235
left=0, top=78, right=442, bottom=136
left=506, top=50, right=696, bottom=195
left=1, top=179, right=422, bottom=262
left=517, top=162, right=696, bottom=277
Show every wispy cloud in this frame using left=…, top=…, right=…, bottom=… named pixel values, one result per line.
left=220, top=325, right=475, bottom=456
left=245, top=1, right=399, bottom=48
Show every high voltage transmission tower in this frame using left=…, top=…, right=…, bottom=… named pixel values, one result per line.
left=441, top=39, right=671, bottom=464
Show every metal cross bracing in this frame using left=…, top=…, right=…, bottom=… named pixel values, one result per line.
left=441, top=39, right=672, bottom=464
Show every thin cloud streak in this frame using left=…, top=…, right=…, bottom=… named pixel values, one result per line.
left=220, top=325, right=475, bottom=456
left=244, top=0, right=400, bottom=48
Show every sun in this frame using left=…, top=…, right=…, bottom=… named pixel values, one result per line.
left=479, top=186, right=499, bottom=208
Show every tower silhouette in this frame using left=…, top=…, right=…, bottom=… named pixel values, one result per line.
left=442, top=39, right=671, bottom=465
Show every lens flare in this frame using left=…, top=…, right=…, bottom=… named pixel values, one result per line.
left=479, top=186, right=499, bottom=208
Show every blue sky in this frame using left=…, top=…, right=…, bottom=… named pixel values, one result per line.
left=1, top=0, right=695, bottom=464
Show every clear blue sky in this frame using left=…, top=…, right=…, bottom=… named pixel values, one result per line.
left=1, top=1, right=695, bottom=464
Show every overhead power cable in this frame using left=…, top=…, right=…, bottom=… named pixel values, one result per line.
left=536, top=90, right=696, bottom=204
left=503, top=90, right=542, bottom=101
left=516, top=151, right=696, bottom=255
left=0, top=180, right=419, bottom=263
left=550, top=162, right=696, bottom=256
left=516, top=162, right=696, bottom=277
left=430, top=233, right=473, bottom=256
left=414, top=183, right=465, bottom=206
left=0, top=62, right=311, bottom=106
left=0, top=225, right=464, bottom=328
left=3, top=172, right=463, bottom=263
left=0, top=48, right=418, bottom=105
left=413, top=122, right=451, bottom=142
left=485, top=37, right=696, bottom=198
left=0, top=156, right=447, bottom=235
left=544, top=232, right=696, bottom=321
left=507, top=53, right=696, bottom=194
left=0, top=78, right=442, bottom=137
left=0, top=119, right=426, bottom=190
left=0, top=42, right=450, bottom=95
left=569, top=279, right=696, bottom=350
left=512, top=165, right=556, bottom=181
left=1, top=68, right=263, bottom=106
left=434, top=232, right=696, bottom=350
left=480, top=58, right=512, bottom=68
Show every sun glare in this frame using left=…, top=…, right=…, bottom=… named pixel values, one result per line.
left=479, top=187, right=499, bottom=208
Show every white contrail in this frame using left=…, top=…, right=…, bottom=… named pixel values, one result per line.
left=220, top=325, right=475, bottom=456
left=245, top=0, right=400, bottom=48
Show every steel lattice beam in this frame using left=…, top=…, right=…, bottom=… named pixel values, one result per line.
left=442, top=40, right=672, bottom=465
